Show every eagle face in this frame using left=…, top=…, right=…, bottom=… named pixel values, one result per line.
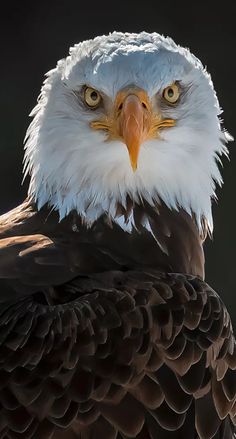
left=24, top=32, right=231, bottom=231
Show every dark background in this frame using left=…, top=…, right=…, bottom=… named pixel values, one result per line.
left=1, top=2, right=235, bottom=325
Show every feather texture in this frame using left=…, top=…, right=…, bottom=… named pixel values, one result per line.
left=0, top=269, right=234, bottom=438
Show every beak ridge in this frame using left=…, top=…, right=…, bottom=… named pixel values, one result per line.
left=119, top=94, right=147, bottom=171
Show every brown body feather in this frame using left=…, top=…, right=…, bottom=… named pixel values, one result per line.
left=0, top=200, right=234, bottom=438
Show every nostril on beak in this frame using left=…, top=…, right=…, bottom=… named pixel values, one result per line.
left=142, top=102, right=147, bottom=109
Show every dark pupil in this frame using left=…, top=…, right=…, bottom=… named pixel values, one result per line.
left=91, top=91, right=98, bottom=101
left=168, top=88, right=174, bottom=97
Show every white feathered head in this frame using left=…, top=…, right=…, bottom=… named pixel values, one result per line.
left=24, top=32, right=231, bottom=232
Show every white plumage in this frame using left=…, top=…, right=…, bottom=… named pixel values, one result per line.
left=24, top=32, right=231, bottom=232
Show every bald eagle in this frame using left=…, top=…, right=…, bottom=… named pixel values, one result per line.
left=0, top=32, right=235, bottom=439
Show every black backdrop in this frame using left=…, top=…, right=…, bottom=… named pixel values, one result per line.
left=0, top=1, right=235, bottom=325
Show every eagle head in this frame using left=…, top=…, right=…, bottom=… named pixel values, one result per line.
left=24, top=32, right=231, bottom=233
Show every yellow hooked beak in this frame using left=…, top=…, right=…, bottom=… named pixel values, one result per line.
left=90, top=88, right=175, bottom=171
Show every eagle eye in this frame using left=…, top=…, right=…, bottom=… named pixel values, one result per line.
left=163, top=83, right=180, bottom=104
left=84, top=87, right=102, bottom=108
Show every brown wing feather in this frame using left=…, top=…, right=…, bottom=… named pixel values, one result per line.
left=0, top=199, right=205, bottom=284
left=0, top=271, right=234, bottom=438
left=0, top=200, right=232, bottom=437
